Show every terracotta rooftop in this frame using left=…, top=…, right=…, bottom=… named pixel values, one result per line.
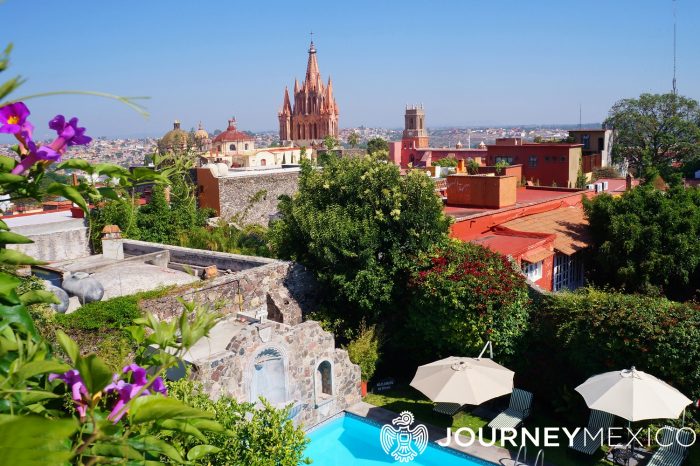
left=502, top=205, right=590, bottom=255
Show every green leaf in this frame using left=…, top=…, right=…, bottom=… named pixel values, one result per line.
left=0, top=173, right=25, bottom=184
left=0, top=303, right=37, bottom=337
left=75, top=354, right=113, bottom=394
left=190, top=418, right=225, bottom=433
left=187, top=445, right=221, bottom=461
left=55, top=159, right=92, bottom=172
left=55, top=331, right=80, bottom=364
left=129, top=396, right=213, bottom=424
left=88, top=442, right=145, bottom=461
left=16, top=360, right=71, bottom=381
left=0, top=219, right=8, bottom=231
left=127, top=435, right=184, bottom=463
left=0, top=249, right=44, bottom=265
left=46, top=183, right=87, bottom=212
left=158, top=418, right=207, bottom=442
left=0, top=155, right=16, bottom=172
left=0, top=272, right=21, bottom=300
left=19, top=390, right=61, bottom=404
left=94, top=163, right=128, bottom=178
left=0, top=231, right=33, bottom=245
left=19, top=290, right=60, bottom=306
left=97, top=186, right=119, bottom=200
left=0, top=415, right=77, bottom=465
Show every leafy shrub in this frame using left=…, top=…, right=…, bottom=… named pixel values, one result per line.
left=433, top=156, right=458, bottom=167
left=406, top=241, right=531, bottom=362
left=346, top=323, right=381, bottom=381
left=180, top=220, right=271, bottom=257
left=584, top=184, right=700, bottom=300
left=166, top=378, right=310, bottom=465
left=521, top=287, right=700, bottom=407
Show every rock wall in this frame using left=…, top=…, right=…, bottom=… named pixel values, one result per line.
left=195, top=320, right=361, bottom=428
left=216, top=171, right=300, bottom=225
left=140, top=260, right=318, bottom=322
left=9, top=224, right=90, bottom=262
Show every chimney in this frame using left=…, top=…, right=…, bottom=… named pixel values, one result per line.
left=457, top=159, right=465, bottom=173
left=101, top=225, right=123, bottom=260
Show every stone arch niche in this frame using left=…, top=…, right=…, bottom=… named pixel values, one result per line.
left=314, top=359, right=334, bottom=406
left=248, top=346, right=289, bottom=406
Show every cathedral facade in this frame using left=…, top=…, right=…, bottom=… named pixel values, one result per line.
left=278, top=40, right=339, bottom=147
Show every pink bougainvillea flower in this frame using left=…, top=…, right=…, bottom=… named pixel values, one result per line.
left=104, top=364, right=167, bottom=422
left=49, top=369, right=90, bottom=419
left=0, top=102, right=33, bottom=137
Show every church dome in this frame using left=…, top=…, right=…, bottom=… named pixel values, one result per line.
left=158, top=120, right=189, bottom=153
left=194, top=122, right=209, bottom=140
left=213, top=118, right=254, bottom=143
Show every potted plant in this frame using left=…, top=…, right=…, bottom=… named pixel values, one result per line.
left=346, top=323, right=381, bottom=397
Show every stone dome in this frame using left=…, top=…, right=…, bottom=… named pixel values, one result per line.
left=194, top=122, right=209, bottom=140
left=158, top=120, right=189, bottom=153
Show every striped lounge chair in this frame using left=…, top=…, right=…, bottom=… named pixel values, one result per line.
left=433, top=402, right=462, bottom=416
left=646, top=427, right=693, bottom=466
left=568, top=409, right=615, bottom=455
left=487, top=388, right=533, bottom=433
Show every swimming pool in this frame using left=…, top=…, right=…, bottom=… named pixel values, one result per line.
left=305, top=413, right=496, bottom=465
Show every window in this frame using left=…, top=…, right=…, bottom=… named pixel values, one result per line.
left=597, top=137, right=604, bottom=150
left=560, top=156, right=566, bottom=162
left=495, top=156, right=514, bottom=164
left=229, top=144, right=236, bottom=151
left=244, top=143, right=249, bottom=150
left=521, top=260, right=543, bottom=281
left=261, top=159, right=266, bottom=166
left=553, top=253, right=584, bottom=291
left=582, top=134, right=590, bottom=150
left=528, top=156, right=537, bottom=167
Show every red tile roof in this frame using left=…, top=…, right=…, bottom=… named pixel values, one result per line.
left=502, top=205, right=590, bottom=255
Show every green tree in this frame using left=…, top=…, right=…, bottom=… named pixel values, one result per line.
left=270, top=156, right=451, bottom=330
left=366, top=137, right=389, bottom=155
left=583, top=184, right=700, bottom=300
left=604, top=93, right=700, bottom=178
left=323, top=134, right=338, bottom=152
left=406, top=241, right=530, bottom=361
left=347, top=131, right=360, bottom=148
left=346, top=323, right=380, bottom=382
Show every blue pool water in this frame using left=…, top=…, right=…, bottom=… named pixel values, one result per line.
left=305, top=414, right=495, bottom=466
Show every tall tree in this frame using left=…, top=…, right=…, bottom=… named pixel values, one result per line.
left=604, top=93, right=700, bottom=178
left=347, top=131, right=360, bottom=148
left=583, top=184, right=700, bottom=301
left=270, top=156, right=451, bottom=330
left=366, top=137, right=389, bottom=156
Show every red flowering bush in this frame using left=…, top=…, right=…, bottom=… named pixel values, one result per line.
left=406, top=241, right=531, bottom=361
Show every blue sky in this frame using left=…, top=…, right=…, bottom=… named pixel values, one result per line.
left=1, top=0, right=698, bottom=138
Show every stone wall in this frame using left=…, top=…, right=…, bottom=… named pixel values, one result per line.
left=216, top=170, right=300, bottom=225
left=194, top=320, right=361, bottom=428
left=140, top=260, right=318, bottom=322
left=9, top=221, right=90, bottom=262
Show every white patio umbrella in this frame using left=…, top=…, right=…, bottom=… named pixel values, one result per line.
left=409, top=356, right=514, bottom=405
left=575, top=367, right=692, bottom=422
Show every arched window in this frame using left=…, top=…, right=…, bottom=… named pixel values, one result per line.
left=315, top=360, right=333, bottom=400
left=261, top=159, right=267, bottom=166
left=244, top=143, right=249, bottom=150
left=229, top=144, right=236, bottom=151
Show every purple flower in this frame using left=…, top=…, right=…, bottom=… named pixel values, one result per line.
left=10, top=113, right=91, bottom=175
left=49, top=369, right=89, bottom=419
left=0, top=102, right=34, bottom=137
left=49, top=115, right=91, bottom=147
left=104, top=364, right=167, bottom=422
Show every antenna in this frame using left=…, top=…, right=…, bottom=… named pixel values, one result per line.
left=672, top=0, right=677, bottom=94
left=579, top=103, right=582, bottom=130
